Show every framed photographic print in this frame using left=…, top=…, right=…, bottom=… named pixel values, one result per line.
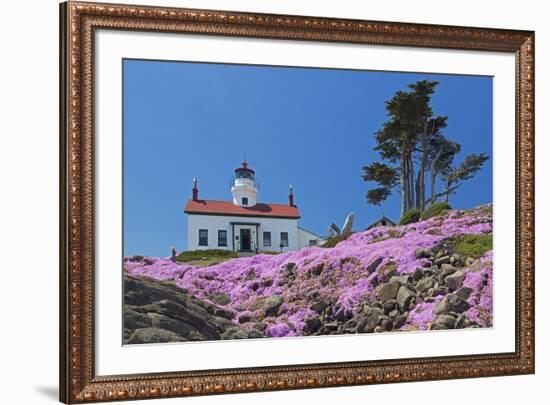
left=59, top=1, right=535, bottom=403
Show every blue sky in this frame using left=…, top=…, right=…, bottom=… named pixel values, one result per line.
left=123, top=59, right=493, bottom=257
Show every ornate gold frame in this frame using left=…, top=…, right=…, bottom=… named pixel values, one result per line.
left=59, top=1, right=535, bottom=403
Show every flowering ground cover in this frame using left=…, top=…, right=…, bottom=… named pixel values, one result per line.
left=124, top=205, right=493, bottom=340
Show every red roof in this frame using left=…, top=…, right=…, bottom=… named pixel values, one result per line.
left=184, top=199, right=300, bottom=219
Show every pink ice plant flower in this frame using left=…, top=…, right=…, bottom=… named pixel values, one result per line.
left=124, top=206, right=493, bottom=336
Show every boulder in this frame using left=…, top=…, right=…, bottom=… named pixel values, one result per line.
left=445, top=271, right=465, bottom=291
left=434, top=294, right=471, bottom=315
left=431, top=314, right=457, bottom=330
left=456, top=287, right=473, bottom=300
left=415, top=248, right=427, bottom=259
left=434, top=255, right=451, bottom=266
left=378, top=282, right=400, bottom=303
left=248, top=329, right=264, bottom=339
left=310, top=299, right=330, bottom=314
left=341, top=212, right=355, bottom=236
left=304, top=317, right=321, bottom=332
left=127, top=328, right=187, bottom=344
left=396, top=286, right=416, bottom=311
left=416, top=277, right=434, bottom=294
left=383, top=299, right=398, bottom=315
left=366, top=257, right=383, bottom=273
left=222, top=327, right=249, bottom=340
left=263, top=295, right=284, bottom=317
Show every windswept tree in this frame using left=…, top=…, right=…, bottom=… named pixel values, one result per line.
left=362, top=80, right=489, bottom=216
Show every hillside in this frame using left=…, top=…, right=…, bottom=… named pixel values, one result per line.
left=124, top=205, right=493, bottom=342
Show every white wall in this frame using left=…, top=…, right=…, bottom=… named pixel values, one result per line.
left=1, top=1, right=548, bottom=404
left=187, top=214, right=299, bottom=252
left=297, top=226, right=321, bottom=248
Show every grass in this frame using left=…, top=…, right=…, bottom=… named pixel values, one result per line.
left=400, top=209, right=421, bottom=225
left=449, top=234, right=493, bottom=258
left=321, top=234, right=347, bottom=248
left=176, top=249, right=238, bottom=267
left=421, top=202, right=451, bottom=220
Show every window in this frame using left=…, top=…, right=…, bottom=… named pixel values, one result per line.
left=198, top=229, right=208, bottom=246
left=381, top=219, right=387, bottom=226
left=241, top=197, right=248, bottom=206
left=309, top=239, right=317, bottom=246
left=218, top=230, right=227, bottom=246
left=263, top=231, right=271, bottom=246
left=280, top=232, right=289, bottom=247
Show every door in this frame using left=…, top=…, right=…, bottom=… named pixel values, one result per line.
left=240, top=228, right=251, bottom=251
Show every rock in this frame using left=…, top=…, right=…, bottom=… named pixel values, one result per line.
left=383, top=299, right=397, bottom=315
left=341, top=212, right=355, bottom=236
left=446, top=294, right=471, bottom=313
left=222, top=327, right=249, bottom=340
left=127, top=328, right=187, bottom=344
left=263, top=295, right=284, bottom=316
left=445, top=271, right=465, bottom=291
left=238, top=313, right=253, bottom=323
left=248, top=329, right=264, bottom=338
left=456, top=287, right=473, bottom=300
left=378, top=262, right=398, bottom=282
left=329, top=223, right=341, bottom=237
left=440, top=263, right=457, bottom=275
left=431, top=314, right=457, bottom=330
left=366, top=257, right=383, bottom=273
left=310, top=265, right=323, bottom=276
left=466, top=257, right=475, bottom=266
left=373, top=326, right=385, bottom=333
left=416, top=277, right=434, bottom=294
left=123, top=275, right=241, bottom=343
left=434, top=255, right=451, bottom=266
left=434, top=294, right=471, bottom=315
left=356, top=313, right=382, bottom=333
left=333, top=308, right=347, bottom=321
left=415, top=248, right=427, bottom=259
left=213, top=308, right=234, bottom=320
left=209, top=292, right=231, bottom=306
left=412, top=268, right=425, bottom=282
left=388, top=309, right=400, bottom=318
left=304, top=317, right=321, bottom=332
left=378, top=282, right=400, bottom=302
left=124, top=308, right=152, bottom=330
left=396, top=286, right=416, bottom=311
left=390, top=274, right=412, bottom=286
left=323, top=321, right=339, bottom=332
left=310, top=299, right=329, bottom=314
left=392, top=313, right=408, bottom=329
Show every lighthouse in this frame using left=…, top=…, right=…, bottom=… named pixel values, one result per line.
left=231, top=160, right=258, bottom=207
left=184, top=159, right=322, bottom=254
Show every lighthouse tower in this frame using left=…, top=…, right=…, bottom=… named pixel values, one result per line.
left=231, top=160, right=258, bottom=207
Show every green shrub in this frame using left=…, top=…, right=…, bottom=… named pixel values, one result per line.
left=450, top=234, right=493, bottom=258
left=176, top=249, right=238, bottom=263
left=421, top=202, right=452, bottom=220
left=399, top=209, right=421, bottom=225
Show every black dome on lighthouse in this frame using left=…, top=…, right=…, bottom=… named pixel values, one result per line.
left=235, top=160, right=255, bottom=178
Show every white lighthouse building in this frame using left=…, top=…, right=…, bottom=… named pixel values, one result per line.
left=184, top=160, right=320, bottom=254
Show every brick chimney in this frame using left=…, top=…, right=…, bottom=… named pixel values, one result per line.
left=288, top=184, right=294, bottom=206
left=192, top=177, right=199, bottom=201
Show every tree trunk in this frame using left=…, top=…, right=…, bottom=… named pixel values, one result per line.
left=400, top=153, right=407, bottom=217
left=429, top=148, right=443, bottom=206
left=407, top=153, right=415, bottom=211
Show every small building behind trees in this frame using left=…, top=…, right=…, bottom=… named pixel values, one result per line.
left=365, top=215, right=396, bottom=230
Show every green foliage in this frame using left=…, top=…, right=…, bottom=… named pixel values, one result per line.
left=449, top=234, right=493, bottom=258
left=399, top=209, right=421, bottom=225
left=176, top=249, right=238, bottom=263
left=421, top=202, right=451, bottom=220
left=321, top=234, right=347, bottom=248
left=260, top=251, right=282, bottom=255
